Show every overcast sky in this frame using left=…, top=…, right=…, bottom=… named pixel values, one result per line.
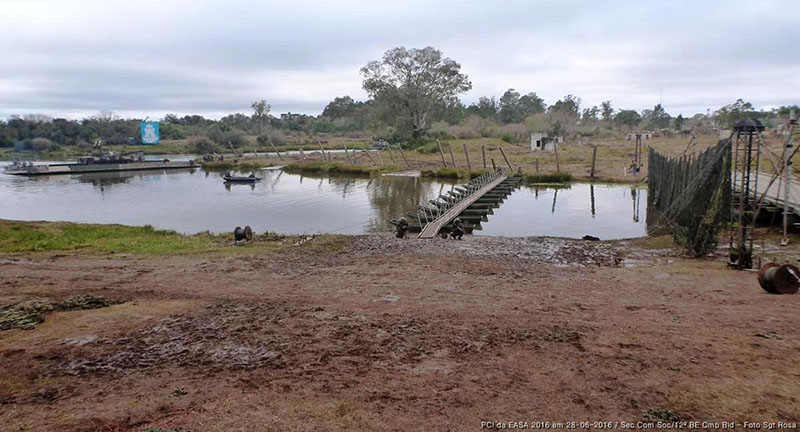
left=1, top=0, right=798, bottom=120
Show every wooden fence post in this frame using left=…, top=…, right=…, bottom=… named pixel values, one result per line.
left=396, top=145, right=411, bottom=168
left=463, top=143, right=471, bottom=170
left=590, top=145, right=598, bottom=178
left=498, top=146, right=512, bottom=170
left=342, top=144, right=353, bottom=164
left=362, top=149, right=377, bottom=166
left=481, top=145, right=487, bottom=169
left=386, top=145, right=397, bottom=164
left=448, top=143, right=457, bottom=167
left=554, top=142, right=560, bottom=172
left=437, top=139, right=447, bottom=167
left=267, top=134, right=283, bottom=161
left=316, top=138, right=326, bottom=160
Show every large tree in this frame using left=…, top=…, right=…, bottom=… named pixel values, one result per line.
left=466, top=96, right=498, bottom=119
left=614, top=109, right=642, bottom=128
left=361, top=46, right=472, bottom=139
left=713, top=99, right=756, bottom=128
left=642, top=103, right=671, bottom=129
left=498, top=89, right=521, bottom=124
left=251, top=100, right=270, bottom=136
left=498, top=89, right=545, bottom=123
left=322, top=96, right=360, bottom=119
left=601, top=101, right=614, bottom=123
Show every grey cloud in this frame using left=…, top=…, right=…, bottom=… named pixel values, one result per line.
left=1, top=0, right=798, bottom=119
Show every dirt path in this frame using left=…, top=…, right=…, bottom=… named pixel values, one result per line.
left=1, top=236, right=798, bottom=431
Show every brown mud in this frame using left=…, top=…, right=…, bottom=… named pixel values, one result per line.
left=1, top=235, right=799, bottom=431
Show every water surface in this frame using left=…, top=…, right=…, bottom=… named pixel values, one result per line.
left=475, top=183, right=646, bottom=239
left=0, top=167, right=646, bottom=238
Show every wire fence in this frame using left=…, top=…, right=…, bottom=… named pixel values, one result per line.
left=647, top=139, right=732, bottom=256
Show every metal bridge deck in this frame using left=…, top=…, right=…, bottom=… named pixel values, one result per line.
left=735, top=172, right=800, bottom=216
left=418, top=174, right=509, bottom=239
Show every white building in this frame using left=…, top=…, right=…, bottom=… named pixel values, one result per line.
left=531, top=133, right=562, bottom=151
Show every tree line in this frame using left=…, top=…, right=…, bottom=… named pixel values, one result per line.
left=1, top=46, right=797, bottom=152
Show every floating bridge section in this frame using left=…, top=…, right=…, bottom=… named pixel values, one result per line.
left=736, top=172, right=800, bottom=216
left=416, top=171, right=521, bottom=239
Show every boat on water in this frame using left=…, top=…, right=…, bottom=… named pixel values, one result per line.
left=3, top=151, right=195, bottom=176
left=223, top=171, right=261, bottom=183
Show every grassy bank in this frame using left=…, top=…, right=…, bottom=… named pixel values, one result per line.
left=0, top=137, right=373, bottom=161
left=283, top=161, right=398, bottom=176
left=0, top=220, right=224, bottom=254
left=201, top=159, right=275, bottom=171
left=0, top=220, right=351, bottom=256
left=420, top=167, right=572, bottom=184
left=420, top=167, right=491, bottom=179
left=523, top=172, right=574, bottom=184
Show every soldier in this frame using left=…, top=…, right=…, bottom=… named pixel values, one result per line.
left=450, top=217, right=465, bottom=240
left=395, top=217, right=409, bottom=239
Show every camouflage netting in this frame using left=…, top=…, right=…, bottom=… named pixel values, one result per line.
left=647, top=139, right=732, bottom=256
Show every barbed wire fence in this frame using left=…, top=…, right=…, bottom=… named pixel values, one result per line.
left=647, top=139, right=732, bottom=256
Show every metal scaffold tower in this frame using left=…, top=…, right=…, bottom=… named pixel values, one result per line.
left=728, top=118, right=764, bottom=269
left=780, top=111, right=797, bottom=245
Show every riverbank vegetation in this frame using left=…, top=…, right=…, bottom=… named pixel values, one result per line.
left=524, top=172, right=574, bottom=184
left=200, top=159, right=275, bottom=171
left=0, top=220, right=350, bottom=256
left=0, top=220, right=223, bottom=254
left=420, top=167, right=489, bottom=179
left=283, top=161, right=397, bottom=176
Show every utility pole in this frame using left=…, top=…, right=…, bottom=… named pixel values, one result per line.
left=782, top=110, right=797, bottom=246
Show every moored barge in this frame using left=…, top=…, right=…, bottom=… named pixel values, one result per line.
left=3, top=152, right=195, bottom=176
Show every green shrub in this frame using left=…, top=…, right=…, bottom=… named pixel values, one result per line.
left=191, top=137, right=217, bottom=154
left=283, top=161, right=396, bottom=176
left=420, top=167, right=489, bottom=179
left=524, top=172, right=573, bottom=183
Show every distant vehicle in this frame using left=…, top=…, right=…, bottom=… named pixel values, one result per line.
left=372, top=140, right=389, bottom=150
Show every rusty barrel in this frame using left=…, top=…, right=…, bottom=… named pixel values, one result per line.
left=758, top=263, right=800, bottom=294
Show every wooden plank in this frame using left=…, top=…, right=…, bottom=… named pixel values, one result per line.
left=418, top=174, right=508, bottom=239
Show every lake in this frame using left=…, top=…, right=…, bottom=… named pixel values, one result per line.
left=0, top=166, right=647, bottom=239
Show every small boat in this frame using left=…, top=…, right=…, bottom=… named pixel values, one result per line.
left=223, top=172, right=261, bottom=183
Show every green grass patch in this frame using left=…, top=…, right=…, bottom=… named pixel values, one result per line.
left=524, top=172, right=573, bottom=184
left=283, top=161, right=397, bottom=176
left=0, top=220, right=221, bottom=254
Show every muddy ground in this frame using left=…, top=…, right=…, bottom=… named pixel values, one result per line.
left=1, top=235, right=799, bottom=431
